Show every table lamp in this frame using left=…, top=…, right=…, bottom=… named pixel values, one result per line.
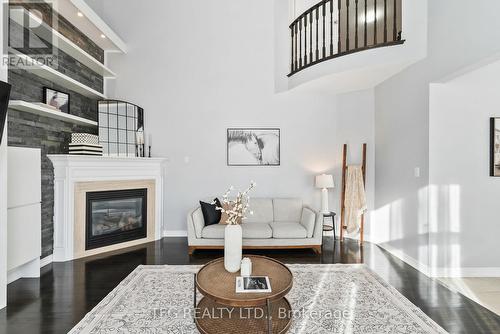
left=315, top=174, right=334, bottom=213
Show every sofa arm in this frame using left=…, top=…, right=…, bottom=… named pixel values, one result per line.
left=301, top=206, right=319, bottom=238
left=308, top=207, right=323, bottom=240
left=187, top=207, right=205, bottom=240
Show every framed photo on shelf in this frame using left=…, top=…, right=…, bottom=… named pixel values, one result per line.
left=490, top=117, right=500, bottom=177
left=43, top=87, right=70, bottom=114
left=227, top=128, right=280, bottom=166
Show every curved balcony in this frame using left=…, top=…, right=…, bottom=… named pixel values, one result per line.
left=289, top=0, right=404, bottom=76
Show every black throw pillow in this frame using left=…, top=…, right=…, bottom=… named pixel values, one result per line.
left=199, top=198, right=222, bottom=226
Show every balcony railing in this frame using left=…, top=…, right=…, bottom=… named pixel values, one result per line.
left=289, top=0, right=403, bottom=76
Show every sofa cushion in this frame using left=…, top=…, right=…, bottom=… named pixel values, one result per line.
left=245, top=198, right=273, bottom=223
left=199, top=198, right=222, bottom=226
left=219, top=202, right=243, bottom=225
left=201, top=223, right=273, bottom=239
left=301, top=208, right=316, bottom=238
left=201, top=224, right=226, bottom=239
left=270, top=222, right=307, bottom=239
left=242, top=223, right=272, bottom=239
left=273, top=198, right=303, bottom=222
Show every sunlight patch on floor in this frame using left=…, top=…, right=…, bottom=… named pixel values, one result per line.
left=437, top=277, right=500, bottom=316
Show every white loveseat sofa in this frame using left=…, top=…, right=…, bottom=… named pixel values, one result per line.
left=187, top=198, right=323, bottom=254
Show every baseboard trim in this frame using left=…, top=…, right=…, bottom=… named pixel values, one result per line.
left=431, top=267, right=500, bottom=278
left=376, top=243, right=431, bottom=277
left=376, top=243, right=500, bottom=278
left=7, top=258, right=40, bottom=284
left=163, top=230, right=188, bottom=237
left=40, top=255, right=53, bottom=268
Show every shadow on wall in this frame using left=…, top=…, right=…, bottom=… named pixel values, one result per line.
left=370, top=186, right=429, bottom=268
left=428, top=184, right=462, bottom=276
left=371, top=184, right=464, bottom=276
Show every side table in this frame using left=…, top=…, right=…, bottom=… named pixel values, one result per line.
left=322, top=212, right=336, bottom=252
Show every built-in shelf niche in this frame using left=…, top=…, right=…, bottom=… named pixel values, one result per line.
left=9, top=49, right=107, bottom=99
left=8, top=100, right=98, bottom=127
left=9, top=8, right=116, bottom=78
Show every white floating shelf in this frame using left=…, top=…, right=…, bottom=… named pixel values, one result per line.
left=9, top=101, right=98, bottom=127
left=9, top=49, right=107, bottom=99
left=10, top=10, right=116, bottom=78
left=51, top=29, right=116, bottom=77
left=52, top=0, right=127, bottom=53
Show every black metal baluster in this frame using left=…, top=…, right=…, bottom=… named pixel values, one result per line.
left=330, top=0, right=334, bottom=55
left=290, top=26, right=294, bottom=73
left=355, top=0, right=359, bottom=48
left=384, top=0, right=387, bottom=43
left=316, top=8, right=319, bottom=60
left=299, top=19, right=302, bottom=68
left=294, top=22, right=299, bottom=70
left=310, top=10, right=313, bottom=62
left=364, top=0, right=367, bottom=46
left=374, top=0, right=377, bottom=44
left=304, top=15, right=308, bottom=64
left=338, top=0, right=341, bottom=52
left=322, top=1, right=326, bottom=58
left=346, top=0, right=350, bottom=51
left=393, top=0, right=397, bottom=41
left=288, top=0, right=404, bottom=77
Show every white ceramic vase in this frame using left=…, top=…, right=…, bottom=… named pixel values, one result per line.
left=224, top=224, right=242, bottom=273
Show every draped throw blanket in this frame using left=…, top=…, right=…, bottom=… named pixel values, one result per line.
left=344, top=165, right=367, bottom=234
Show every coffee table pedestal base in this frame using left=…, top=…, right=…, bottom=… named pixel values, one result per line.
left=195, top=297, right=292, bottom=334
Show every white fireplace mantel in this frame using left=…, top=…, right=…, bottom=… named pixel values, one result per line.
left=48, top=155, right=167, bottom=262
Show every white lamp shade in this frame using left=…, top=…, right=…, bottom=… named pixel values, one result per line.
left=315, top=174, right=334, bottom=189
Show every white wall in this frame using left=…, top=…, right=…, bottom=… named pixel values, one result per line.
left=88, top=0, right=375, bottom=236
left=374, top=0, right=500, bottom=272
left=1, top=0, right=8, bottom=309
left=429, top=59, right=500, bottom=275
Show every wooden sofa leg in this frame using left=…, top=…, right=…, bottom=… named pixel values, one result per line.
left=188, top=246, right=195, bottom=255
left=312, top=246, right=322, bottom=254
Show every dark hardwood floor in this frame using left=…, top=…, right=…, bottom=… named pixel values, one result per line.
left=1, top=236, right=499, bottom=334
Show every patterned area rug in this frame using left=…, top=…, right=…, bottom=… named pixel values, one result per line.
left=70, top=264, right=447, bottom=334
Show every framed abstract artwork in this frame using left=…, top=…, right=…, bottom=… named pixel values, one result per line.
left=490, top=118, right=500, bottom=176
left=227, top=128, right=280, bottom=166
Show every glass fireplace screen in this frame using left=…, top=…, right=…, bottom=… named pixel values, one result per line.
left=86, top=188, right=147, bottom=250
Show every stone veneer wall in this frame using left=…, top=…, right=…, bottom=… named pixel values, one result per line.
left=16, top=1, right=104, bottom=62
left=7, top=4, right=104, bottom=258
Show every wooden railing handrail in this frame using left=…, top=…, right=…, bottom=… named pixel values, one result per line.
left=289, top=0, right=329, bottom=28
left=288, top=0, right=404, bottom=76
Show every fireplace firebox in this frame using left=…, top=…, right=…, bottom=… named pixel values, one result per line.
left=86, top=188, right=147, bottom=250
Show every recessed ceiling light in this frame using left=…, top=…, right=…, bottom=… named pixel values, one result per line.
left=77, top=11, right=83, bottom=17
left=100, top=34, right=106, bottom=39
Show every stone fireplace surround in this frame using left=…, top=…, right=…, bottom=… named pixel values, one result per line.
left=48, top=155, right=167, bottom=262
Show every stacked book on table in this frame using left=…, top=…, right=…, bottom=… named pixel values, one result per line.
left=69, top=133, right=103, bottom=156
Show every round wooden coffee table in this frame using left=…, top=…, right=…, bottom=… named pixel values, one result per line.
left=194, top=255, right=293, bottom=334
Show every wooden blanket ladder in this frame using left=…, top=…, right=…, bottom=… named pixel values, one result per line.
left=340, top=143, right=367, bottom=244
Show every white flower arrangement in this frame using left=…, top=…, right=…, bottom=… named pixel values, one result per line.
left=214, top=181, right=256, bottom=225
